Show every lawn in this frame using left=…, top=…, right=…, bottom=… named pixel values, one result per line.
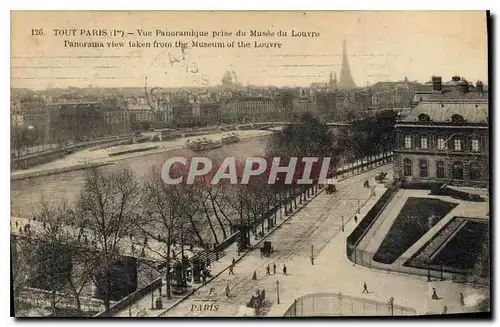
left=431, top=220, right=489, bottom=271
left=373, top=197, right=458, bottom=264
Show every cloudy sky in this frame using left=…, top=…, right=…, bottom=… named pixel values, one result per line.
left=11, top=11, right=488, bottom=90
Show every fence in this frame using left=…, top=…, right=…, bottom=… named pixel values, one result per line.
left=347, top=246, right=475, bottom=280
left=20, top=287, right=109, bottom=314
left=336, top=152, right=393, bottom=179
left=346, top=184, right=400, bottom=257
left=93, top=276, right=163, bottom=317
left=283, top=292, right=416, bottom=317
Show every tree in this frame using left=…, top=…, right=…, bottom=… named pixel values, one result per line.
left=265, top=113, right=335, bottom=208
left=14, top=201, right=91, bottom=316
left=76, top=167, right=142, bottom=316
left=339, top=110, right=397, bottom=160
left=140, top=166, right=196, bottom=299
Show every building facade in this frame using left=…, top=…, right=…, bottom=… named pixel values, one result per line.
left=48, top=102, right=107, bottom=142
left=393, top=76, right=489, bottom=188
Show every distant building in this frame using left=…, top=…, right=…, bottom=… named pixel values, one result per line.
left=220, top=96, right=275, bottom=123
left=103, top=110, right=130, bottom=135
left=172, top=104, right=194, bottom=127
left=11, top=99, right=50, bottom=142
left=48, top=102, right=106, bottom=142
left=393, top=76, right=489, bottom=188
left=127, top=103, right=156, bottom=123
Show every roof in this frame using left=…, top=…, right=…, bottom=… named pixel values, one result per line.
left=412, top=90, right=488, bottom=102
left=127, top=104, right=152, bottom=110
left=401, top=101, right=489, bottom=124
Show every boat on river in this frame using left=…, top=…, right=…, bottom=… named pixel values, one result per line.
left=221, top=132, right=240, bottom=145
left=185, top=137, right=223, bottom=151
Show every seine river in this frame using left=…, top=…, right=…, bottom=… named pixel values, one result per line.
left=11, top=135, right=269, bottom=218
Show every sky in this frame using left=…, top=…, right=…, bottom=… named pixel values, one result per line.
left=11, top=11, right=489, bottom=90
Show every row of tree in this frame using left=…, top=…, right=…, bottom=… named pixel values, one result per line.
left=12, top=112, right=397, bottom=317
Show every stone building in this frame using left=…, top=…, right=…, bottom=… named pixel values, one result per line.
left=220, top=96, right=275, bottom=123
left=393, top=76, right=489, bottom=188
left=48, top=102, right=106, bottom=142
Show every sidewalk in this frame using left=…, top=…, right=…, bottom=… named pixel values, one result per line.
left=266, top=203, right=483, bottom=317
left=116, top=186, right=307, bottom=317
left=160, top=165, right=393, bottom=317
left=116, top=163, right=392, bottom=317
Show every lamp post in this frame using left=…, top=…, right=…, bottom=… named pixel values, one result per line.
left=276, top=280, right=280, bottom=304
left=277, top=177, right=283, bottom=219
left=341, top=216, right=344, bottom=232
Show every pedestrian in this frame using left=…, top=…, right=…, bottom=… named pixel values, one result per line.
left=283, top=264, right=287, bottom=276
left=15, top=221, right=18, bottom=228
left=225, top=285, right=231, bottom=298
left=266, top=265, right=270, bottom=275
left=273, top=263, right=277, bottom=274
left=459, top=293, right=465, bottom=306
left=232, top=257, right=236, bottom=266
left=228, top=264, right=235, bottom=275
left=442, top=305, right=448, bottom=314
left=362, top=282, right=369, bottom=294
left=354, top=214, right=358, bottom=224
left=432, top=288, right=439, bottom=300
left=311, top=256, right=315, bottom=265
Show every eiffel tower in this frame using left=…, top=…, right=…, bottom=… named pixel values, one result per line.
left=338, top=39, right=357, bottom=89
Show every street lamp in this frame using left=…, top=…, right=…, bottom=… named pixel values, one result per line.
left=341, top=216, right=344, bottom=232
left=276, top=280, right=280, bottom=304
left=277, top=177, right=283, bottom=219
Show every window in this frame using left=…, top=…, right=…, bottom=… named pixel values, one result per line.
left=451, top=114, right=465, bottom=123
left=436, top=161, right=445, bottom=179
left=452, top=161, right=463, bottom=180
left=418, top=114, right=430, bottom=122
left=404, top=158, right=412, bottom=177
left=420, top=135, right=428, bottom=149
left=454, top=138, right=462, bottom=151
left=404, top=134, right=412, bottom=149
left=469, top=162, right=480, bottom=181
left=471, top=138, right=480, bottom=152
left=419, top=159, right=428, bottom=178
left=437, top=136, right=447, bottom=150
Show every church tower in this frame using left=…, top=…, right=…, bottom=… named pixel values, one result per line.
left=339, top=39, right=357, bottom=89
left=328, top=72, right=338, bottom=91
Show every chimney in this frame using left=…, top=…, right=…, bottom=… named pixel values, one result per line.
left=432, top=76, right=442, bottom=92
left=476, top=81, right=484, bottom=93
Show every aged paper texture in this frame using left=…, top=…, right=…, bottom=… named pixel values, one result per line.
left=10, top=11, right=490, bottom=318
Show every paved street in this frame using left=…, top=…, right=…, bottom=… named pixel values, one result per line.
left=160, top=165, right=391, bottom=317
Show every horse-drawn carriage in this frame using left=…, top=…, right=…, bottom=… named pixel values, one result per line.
left=325, top=177, right=337, bottom=194
left=326, top=184, right=337, bottom=194
left=260, top=241, right=274, bottom=257
left=375, top=172, right=388, bottom=183
left=246, top=289, right=266, bottom=310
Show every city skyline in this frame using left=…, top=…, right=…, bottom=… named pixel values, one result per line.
left=11, top=11, right=488, bottom=90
